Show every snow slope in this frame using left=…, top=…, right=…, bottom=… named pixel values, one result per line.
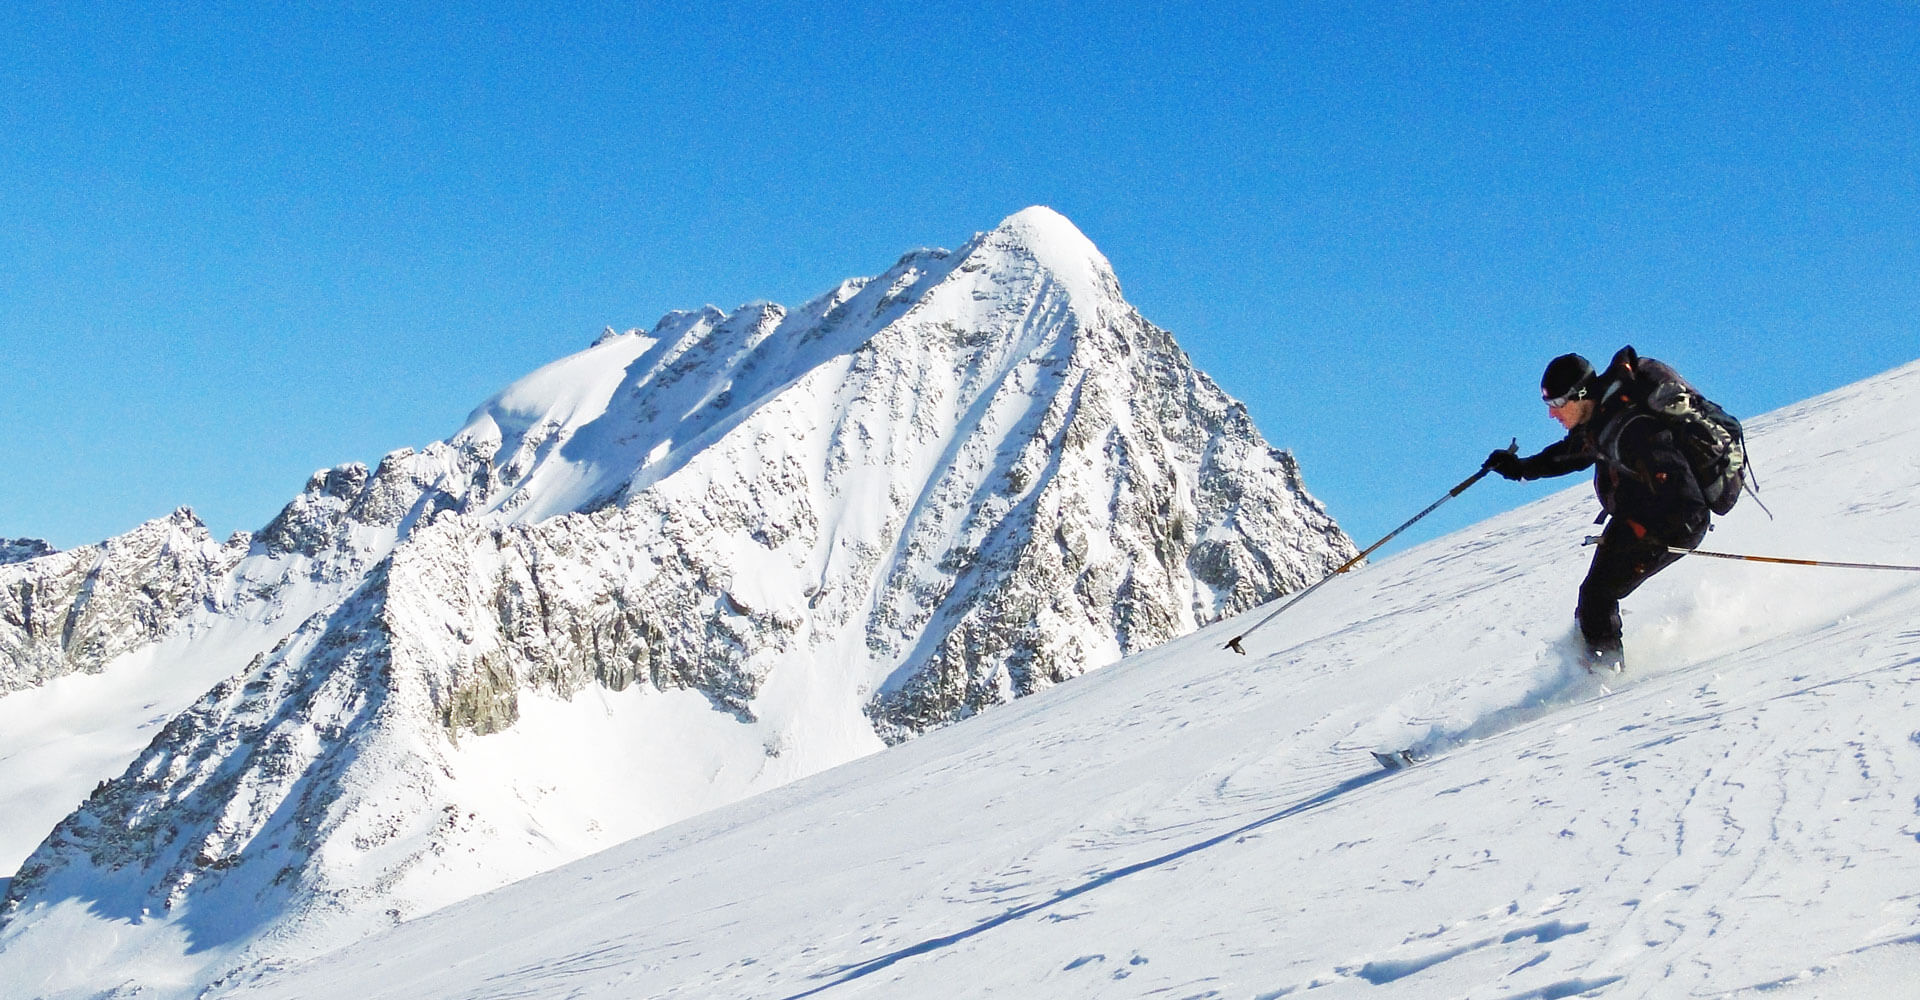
left=192, top=358, right=1920, bottom=1000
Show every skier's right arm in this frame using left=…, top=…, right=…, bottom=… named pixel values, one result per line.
left=1486, top=435, right=1592, bottom=481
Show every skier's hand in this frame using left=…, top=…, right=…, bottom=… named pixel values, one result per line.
left=1484, top=449, right=1524, bottom=480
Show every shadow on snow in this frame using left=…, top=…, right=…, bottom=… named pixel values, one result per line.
left=777, top=768, right=1392, bottom=1000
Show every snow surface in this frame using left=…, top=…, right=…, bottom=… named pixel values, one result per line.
left=161, top=359, right=1920, bottom=1000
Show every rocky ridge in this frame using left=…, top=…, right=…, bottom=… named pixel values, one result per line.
left=0, top=538, right=56, bottom=566
left=0, top=509, right=246, bottom=693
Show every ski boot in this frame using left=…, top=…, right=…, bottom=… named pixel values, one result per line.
left=1582, top=641, right=1626, bottom=676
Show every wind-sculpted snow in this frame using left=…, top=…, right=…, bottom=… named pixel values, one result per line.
left=0, top=207, right=1353, bottom=996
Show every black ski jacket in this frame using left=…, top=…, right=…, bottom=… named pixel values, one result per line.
left=1508, top=361, right=1711, bottom=543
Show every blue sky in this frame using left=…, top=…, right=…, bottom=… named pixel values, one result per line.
left=4, top=1, right=1916, bottom=556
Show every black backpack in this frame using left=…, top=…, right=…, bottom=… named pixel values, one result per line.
left=1598, top=347, right=1749, bottom=516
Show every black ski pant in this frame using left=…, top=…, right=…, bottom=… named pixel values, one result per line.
left=1576, top=516, right=1708, bottom=651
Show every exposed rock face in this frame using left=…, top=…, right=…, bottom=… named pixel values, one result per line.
left=0, top=538, right=55, bottom=566
left=0, top=208, right=1355, bottom=986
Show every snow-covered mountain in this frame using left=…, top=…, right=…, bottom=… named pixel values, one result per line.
left=0, top=207, right=1354, bottom=996
left=127, top=358, right=1920, bottom=1000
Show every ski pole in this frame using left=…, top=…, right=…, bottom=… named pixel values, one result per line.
left=1581, top=537, right=1920, bottom=573
left=1225, top=440, right=1517, bottom=655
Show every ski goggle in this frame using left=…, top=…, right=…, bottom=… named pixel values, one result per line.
left=1542, top=385, right=1589, bottom=408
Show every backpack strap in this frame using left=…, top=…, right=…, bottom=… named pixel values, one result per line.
left=1592, top=407, right=1654, bottom=483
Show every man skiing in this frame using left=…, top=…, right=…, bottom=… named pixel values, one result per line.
left=1484, top=349, right=1713, bottom=670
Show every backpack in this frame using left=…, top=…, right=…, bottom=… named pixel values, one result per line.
left=1598, top=347, right=1749, bottom=516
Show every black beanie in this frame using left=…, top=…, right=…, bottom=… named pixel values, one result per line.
left=1541, top=353, right=1595, bottom=401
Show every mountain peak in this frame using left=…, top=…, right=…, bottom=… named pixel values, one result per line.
left=993, top=205, right=1091, bottom=249
left=976, top=206, right=1119, bottom=308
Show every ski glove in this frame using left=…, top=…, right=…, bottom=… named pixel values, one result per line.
left=1484, top=448, right=1525, bottom=480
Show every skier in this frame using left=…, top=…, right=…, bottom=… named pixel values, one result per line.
left=1483, top=350, right=1712, bottom=670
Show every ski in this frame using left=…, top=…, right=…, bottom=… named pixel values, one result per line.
left=1369, top=664, right=1625, bottom=772
left=1371, top=749, right=1426, bottom=771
